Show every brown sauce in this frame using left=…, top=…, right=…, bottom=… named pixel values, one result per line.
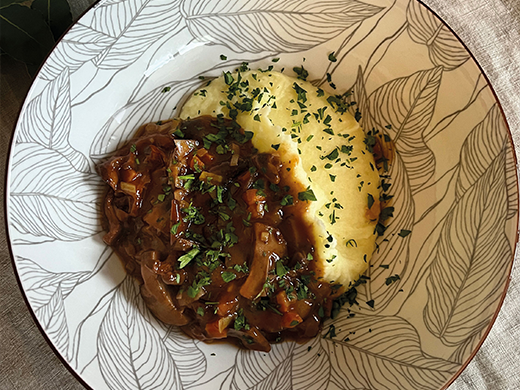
left=99, top=115, right=338, bottom=352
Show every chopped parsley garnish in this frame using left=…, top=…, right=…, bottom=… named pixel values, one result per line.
left=328, top=52, right=337, bottom=62
left=367, top=194, right=375, bottom=209
left=178, top=247, right=200, bottom=268
left=346, top=239, right=357, bottom=247
left=280, top=194, right=294, bottom=206
left=223, top=71, right=234, bottom=85
left=293, top=66, right=309, bottom=81
left=323, top=148, right=339, bottom=160
left=170, top=221, right=181, bottom=235
left=293, top=83, right=307, bottom=103
left=161, top=86, right=171, bottom=93
left=398, top=229, right=412, bottom=237
left=220, top=54, right=227, bottom=60
left=222, top=271, right=237, bottom=283
left=298, top=187, right=317, bottom=202
left=385, top=274, right=401, bottom=286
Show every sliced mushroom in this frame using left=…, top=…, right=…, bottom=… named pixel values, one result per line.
left=140, top=251, right=190, bottom=326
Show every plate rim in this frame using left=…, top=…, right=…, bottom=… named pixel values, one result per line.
left=3, top=0, right=518, bottom=389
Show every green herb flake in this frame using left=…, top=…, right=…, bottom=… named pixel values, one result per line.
left=328, top=52, right=337, bottom=62
left=170, top=221, right=181, bottom=235
left=271, top=143, right=280, bottom=150
left=220, top=54, right=227, bottom=60
left=223, top=71, right=234, bottom=85
left=323, top=148, right=339, bottom=160
left=197, top=307, right=205, bottom=316
left=161, top=86, right=171, bottom=93
left=398, top=229, right=412, bottom=238
left=385, top=274, right=401, bottom=286
left=280, top=194, right=294, bottom=206
left=329, top=174, right=336, bottom=182
left=276, top=260, right=288, bottom=277
left=298, top=187, right=317, bottom=202
left=178, top=247, right=200, bottom=268
left=367, top=193, right=375, bottom=209
left=222, top=271, right=237, bottom=283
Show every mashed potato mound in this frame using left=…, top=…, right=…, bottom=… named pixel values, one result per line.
left=180, top=70, right=380, bottom=289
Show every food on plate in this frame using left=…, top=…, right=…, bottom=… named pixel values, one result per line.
left=181, top=70, right=381, bottom=288
left=98, top=69, right=382, bottom=352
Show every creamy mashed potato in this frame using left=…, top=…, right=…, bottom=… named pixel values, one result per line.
left=180, top=70, right=380, bottom=289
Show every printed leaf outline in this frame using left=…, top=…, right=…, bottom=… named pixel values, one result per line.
left=158, top=323, right=207, bottom=386
left=39, top=0, right=184, bottom=80
left=362, top=153, right=415, bottom=312
left=35, top=284, right=70, bottom=354
left=406, top=1, right=469, bottom=71
left=89, top=78, right=203, bottom=163
left=225, top=338, right=330, bottom=390
left=424, top=150, right=511, bottom=347
left=15, top=249, right=113, bottom=358
left=91, top=0, right=184, bottom=70
left=324, top=313, right=458, bottom=390
left=455, top=104, right=518, bottom=219
left=181, top=0, right=383, bottom=53
left=369, top=66, right=442, bottom=193
left=97, top=276, right=184, bottom=390
left=16, top=256, right=91, bottom=310
left=17, top=68, right=90, bottom=173
left=40, top=23, right=115, bottom=80
left=347, top=67, right=415, bottom=313
left=10, top=143, right=104, bottom=242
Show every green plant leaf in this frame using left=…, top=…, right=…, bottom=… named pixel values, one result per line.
left=0, top=4, right=54, bottom=65
left=31, top=0, right=72, bottom=41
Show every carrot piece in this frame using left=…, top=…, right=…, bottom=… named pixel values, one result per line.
left=205, top=318, right=230, bottom=339
left=276, top=291, right=291, bottom=313
left=189, top=155, right=205, bottom=170
left=281, top=312, right=303, bottom=329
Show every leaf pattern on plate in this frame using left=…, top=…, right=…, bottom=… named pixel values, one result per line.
left=369, top=67, right=442, bottom=194
left=347, top=68, right=415, bottom=313
left=10, top=143, right=104, bottom=241
left=291, top=336, right=330, bottom=390
left=159, top=324, right=207, bottom=386
left=324, top=313, right=458, bottom=390
left=362, top=153, right=415, bottom=312
left=7, top=0, right=518, bottom=388
left=228, top=342, right=294, bottom=390
left=91, top=0, right=183, bottom=69
left=224, top=336, right=330, bottom=390
left=98, top=276, right=183, bottom=390
left=181, top=0, right=383, bottom=53
left=456, top=104, right=517, bottom=219
left=406, top=1, right=469, bottom=71
left=424, top=150, right=511, bottom=346
left=16, top=256, right=90, bottom=310
left=39, top=23, right=116, bottom=80
left=35, top=284, right=70, bottom=354
left=17, top=68, right=90, bottom=173
left=89, top=78, right=202, bottom=163
left=448, top=329, right=484, bottom=364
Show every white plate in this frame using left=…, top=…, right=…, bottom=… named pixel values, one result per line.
left=6, top=0, right=518, bottom=389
